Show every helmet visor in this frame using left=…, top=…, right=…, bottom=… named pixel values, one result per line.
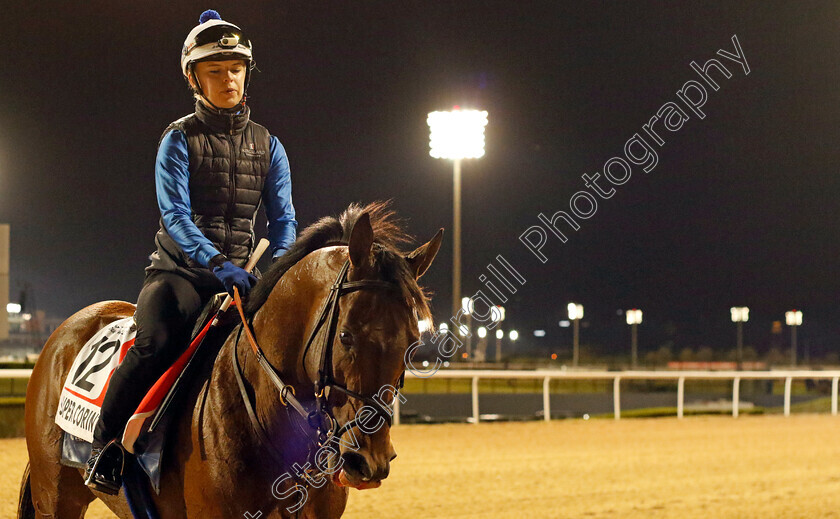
left=192, top=24, right=252, bottom=53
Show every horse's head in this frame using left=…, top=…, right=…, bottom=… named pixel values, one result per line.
left=317, top=211, right=442, bottom=488
left=246, top=203, right=442, bottom=489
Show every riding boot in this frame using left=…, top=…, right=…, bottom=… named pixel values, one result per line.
left=84, top=439, right=125, bottom=495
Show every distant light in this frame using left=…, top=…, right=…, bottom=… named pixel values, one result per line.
left=567, top=303, right=583, bottom=320
left=22, top=313, right=32, bottom=321
left=785, top=310, right=803, bottom=326
left=443, top=361, right=450, bottom=367
left=534, top=330, right=546, bottom=337
left=461, top=352, right=468, bottom=359
left=477, top=327, right=487, bottom=338
left=509, top=330, right=519, bottom=341
left=583, top=414, right=590, bottom=420
left=458, top=325, right=469, bottom=337
left=495, top=329, right=504, bottom=340
left=551, top=353, right=558, bottom=360
left=422, top=360, right=429, bottom=368
left=731, top=306, right=749, bottom=323
left=428, top=109, right=488, bottom=160
left=461, top=297, right=475, bottom=315
left=626, top=309, right=643, bottom=325
left=418, top=318, right=432, bottom=333
left=439, top=322, right=449, bottom=333
left=6, top=303, right=21, bottom=314
left=559, top=320, right=570, bottom=328
left=491, top=306, right=505, bottom=322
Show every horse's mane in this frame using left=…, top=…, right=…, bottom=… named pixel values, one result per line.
left=246, top=201, right=433, bottom=323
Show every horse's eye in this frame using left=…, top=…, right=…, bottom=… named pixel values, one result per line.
left=339, top=331, right=354, bottom=346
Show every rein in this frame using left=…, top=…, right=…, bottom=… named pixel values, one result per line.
left=229, top=257, right=403, bottom=475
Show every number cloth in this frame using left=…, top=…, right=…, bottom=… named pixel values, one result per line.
left=55, top=318, right=137, bottom=442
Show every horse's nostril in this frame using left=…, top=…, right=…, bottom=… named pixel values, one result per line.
left=341, top=451, right=373, bottom=480
left=389, top=452, right=397, bottom=462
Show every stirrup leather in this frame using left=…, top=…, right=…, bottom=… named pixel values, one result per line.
left=84, top=439, right=125, bottom=496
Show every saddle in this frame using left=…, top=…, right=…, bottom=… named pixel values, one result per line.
left=56, top=293, right=234, bottom=495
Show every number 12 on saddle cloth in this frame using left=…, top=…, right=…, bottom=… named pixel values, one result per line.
left=54, top=305, right=221, bottom=452
left=55, top=318, right=137, bottom=443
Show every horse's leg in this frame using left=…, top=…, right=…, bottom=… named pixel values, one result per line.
left=26, top=378, right=95, bottom=518
left=26, top=371, right=96, bottom=517
left=17, top=462, right=36, bottom=519
left=28, top=465, right=93, bottom=519
left=25, top=419, right=93, bottom=518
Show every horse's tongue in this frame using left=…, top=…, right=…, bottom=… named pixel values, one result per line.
left=335, top=470, right=381, bottom=490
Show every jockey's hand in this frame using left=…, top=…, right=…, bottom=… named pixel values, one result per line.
left=212, top=261, right=258, bottom=297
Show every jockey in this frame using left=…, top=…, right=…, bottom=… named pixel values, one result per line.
left=84, top=10, right=297, bottom=494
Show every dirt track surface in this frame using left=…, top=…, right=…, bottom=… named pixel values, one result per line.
left=5, top=415, right=840, bottom=518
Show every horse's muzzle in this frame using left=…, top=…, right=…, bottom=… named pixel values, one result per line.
left=337, top=451, right=390, bottom=488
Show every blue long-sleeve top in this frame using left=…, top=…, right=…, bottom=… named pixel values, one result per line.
left=155, top=130, right=297, bottom=267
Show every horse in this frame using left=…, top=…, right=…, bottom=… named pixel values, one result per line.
left=19, top=202, right=442, bottom=518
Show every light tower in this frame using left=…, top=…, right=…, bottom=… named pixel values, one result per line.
left=568, top=303, right=583, bottom=367
left=730, top=307, right=749, bottom=370
left=427, top=108, right=488, bottom=318
left=491, top=306, right=505, bottom=362
left=625, top=309, right=643, bottom=368
left=785, top=310, right=802, bottom=366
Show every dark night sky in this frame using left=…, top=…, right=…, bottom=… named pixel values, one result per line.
left=3, top=1, right=840, bottom=357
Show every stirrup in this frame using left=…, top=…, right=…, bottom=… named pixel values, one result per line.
left=84, top=439, right=125, bottom=496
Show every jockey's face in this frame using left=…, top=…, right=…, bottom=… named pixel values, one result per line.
left=191, top=59, right=247, bottom=109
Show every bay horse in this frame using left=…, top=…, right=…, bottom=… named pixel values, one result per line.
left=19, top=202, right=442, bottom=518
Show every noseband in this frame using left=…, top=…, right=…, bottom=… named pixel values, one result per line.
left=231, top=256, right=404, bottom=469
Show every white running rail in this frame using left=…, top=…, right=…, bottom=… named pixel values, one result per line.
left=5, top=368, right=837, bottom=426
left=0, top=369, right=33, bottom=379
left=394, top=369, right=840, bottom=425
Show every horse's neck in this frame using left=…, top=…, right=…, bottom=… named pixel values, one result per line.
left=251, top=248, right=344, bottom=384
left=197, top=251, right=337, bottom=473
left=185, top=250, right=350, bottom=516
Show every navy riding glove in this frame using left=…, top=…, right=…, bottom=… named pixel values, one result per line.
left=212, top=261, right=258, bottom=297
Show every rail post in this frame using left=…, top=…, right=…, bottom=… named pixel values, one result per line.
left=784, top=376, right=792, bottom=417
left=393, top=392, right=401, bottom=426
left=677, top=376, right=685, bottom=419
left=542, top=376, right=551, bottom=422
left=471, top=376, right=480, bottom=424
left=832, top=377, right=838, bottom=416
left=732, top=377, right=740, bottom=418
left=613, top=376, right=621, bottom=420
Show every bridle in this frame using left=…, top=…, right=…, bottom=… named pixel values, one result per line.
left=302, top=258, right=404, bottom=443
left=231, top=254, right=405, bottom=473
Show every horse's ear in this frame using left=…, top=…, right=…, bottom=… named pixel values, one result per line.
left=405, top=228, right=444, bottom=279
left=348, top=212, right=374, bottom=269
